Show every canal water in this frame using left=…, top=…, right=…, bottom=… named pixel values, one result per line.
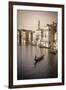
left=17, top=45, right=58, bottom=80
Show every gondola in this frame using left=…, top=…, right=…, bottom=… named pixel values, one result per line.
left=34, top=55, right=44, bottom=62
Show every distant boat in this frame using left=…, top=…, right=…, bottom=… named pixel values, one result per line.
left=49, top=49, right=57, bottom=54
left=49, top=46, right=57, bottom=54
left=34, top=55, right=44, bottom=62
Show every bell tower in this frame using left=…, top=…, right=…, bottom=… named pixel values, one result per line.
left=38, top=20, right=40, bottom=30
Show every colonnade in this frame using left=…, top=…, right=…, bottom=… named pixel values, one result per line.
left=17, top=29, right=34, bottom=45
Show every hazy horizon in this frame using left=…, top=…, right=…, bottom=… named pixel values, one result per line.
left=17, top=10, right=57, bottom=31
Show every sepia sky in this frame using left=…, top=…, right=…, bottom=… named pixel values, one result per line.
left=17, top=10, right=57, bottom=31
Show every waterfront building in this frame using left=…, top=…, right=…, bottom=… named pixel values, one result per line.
left=17, top=20, right=57, bottom=52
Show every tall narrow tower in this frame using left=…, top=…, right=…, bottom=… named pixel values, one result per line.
left=38, top=20, right=40, bottom=30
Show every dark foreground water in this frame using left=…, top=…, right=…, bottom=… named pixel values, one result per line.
left=17, top=45, right=58, bottom=80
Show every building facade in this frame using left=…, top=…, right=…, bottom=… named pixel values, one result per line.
left=17, top=21, right=57, bottom=51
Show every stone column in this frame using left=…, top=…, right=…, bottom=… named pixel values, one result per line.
left=31, top=32, right=33, bottom=42
left=25, top=32, right=29, bottom=45
left=19, top=31, right=21, bottom=45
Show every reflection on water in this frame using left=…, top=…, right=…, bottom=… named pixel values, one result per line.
left=17, top=45, right=58, bottom=80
